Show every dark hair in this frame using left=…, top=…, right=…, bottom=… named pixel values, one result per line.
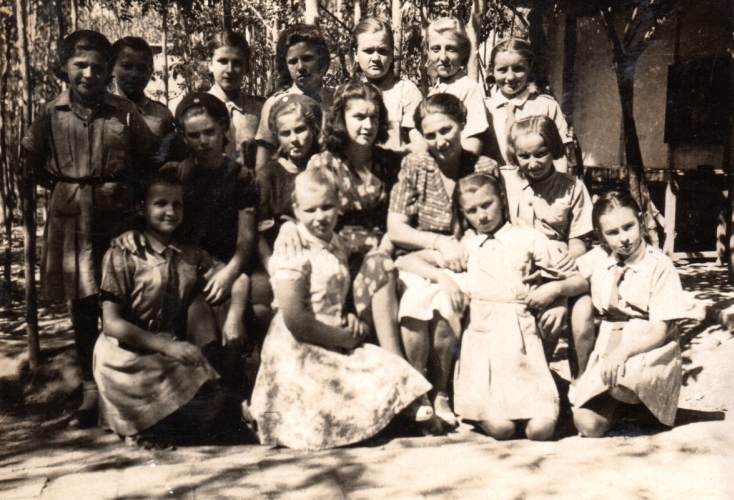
left=352, top=18, right=395, bottom=76
left=275, top=24, right=330, bottom=89
left=321, top=82, right=389, bottom=155
left=413, top=93, right=467, bottom=134
left=452, top=171, right=507, bottom=237
left=55, top=30, right=114, bottom=84
left=111, top=37, right=154, bottom=66
left=174, top=92, right=231, bottom=133
left=591, top=190, right=642, bottom=237
left=207, top=31, right=251, bottom=73
left=267, top=95, right=322, bottom=160
left=489, top=37, right=535, bottom=73
left=137, top=171, right=182, bottom=204
left=426, top=17, right=471, bottom=67
left=506, top=115, right=564, bottom=165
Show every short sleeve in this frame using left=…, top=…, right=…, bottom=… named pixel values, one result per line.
left=648, top=258, right=686, bottom=322
left=401, top=81, right=424, bottom=129
left=388, top=155, right=422, bottom=216
left=255, top=95, right=278, bottom=147
left=545, top=98, right=572, bottom=143
left=268, top=223, right=311, bottom=282
left=474, top=156, right=501, bottom=178
left=100, top=247, right=135, bottom=303
left=568, top=179, right=594, bottom=239
left=21, top=103, right=51, bottom=159
left=575, top=247, right=604, bottom=282
left=461, top=81, right=490, bottom=139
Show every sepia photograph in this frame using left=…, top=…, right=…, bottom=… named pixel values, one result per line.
left=0, top=0, right=732, bottom=497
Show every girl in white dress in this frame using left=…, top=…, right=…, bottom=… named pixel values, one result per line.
left=396, top=173, right=586, bottom=440
left=250, top=168, right=431, bottom=450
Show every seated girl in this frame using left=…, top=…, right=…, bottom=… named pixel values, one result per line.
left=572, top=190, right=686, bottom=437
left=95, top=173, right=237, bottom=447
left=250, top=168, right=431, bottom=451
left=396, top=173, right=586, bottom=441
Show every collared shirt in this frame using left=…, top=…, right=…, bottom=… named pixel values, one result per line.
left=100, top=232, right=219, bottom=337
left=428, top=71, right=489, bottom=141
left=486, top=85, right=572, bottom=164
left=255, top=84, right=334, bottom=148
left=576, top=243, right=686, bottom=321
left=379, top=79, right=423, bottom=152
left=208, top=84, right=264, bottom=169
left=501, top=166, right=593, bottom=242
left=389, top=151, right=499, bottom=234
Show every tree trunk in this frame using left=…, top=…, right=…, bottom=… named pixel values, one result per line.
left=466, top=0, right=485, bottom=81
left=70, top=0, right=78, bottom=32
left=615, top=56, right=659, bottom=247
left=161, top=4, right=169, bottom=105
left=305, top=0, right=319, bottom=25
left=419, top=0, right=429, bottom=95
left=16, top=0, right=40, bottom=370
left=391, top=0, right=402, bottom=77
left=0, top=21, right=15, bottom=308
left=175, top=4, right=193, bottom=93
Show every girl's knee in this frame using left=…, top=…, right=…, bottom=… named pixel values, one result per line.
left=480, top=419, right=515, bottom=440
left=573, top=408, right=610, bottom=438
left=525, top=418, right=556, bottom=441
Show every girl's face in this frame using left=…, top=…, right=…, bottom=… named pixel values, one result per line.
left=209, top=46, right=247, bottom=91
left=492, top=50, right=530, bottom=98
left=356, top=32, right=392, bottom=81
left=181, top=112, right=225, bottom=164
left=113, top=47, right=153, bottom=101
left=344, top=98, right=379, bottom=147
left=513, top=132, right=554, bottom=181
left=275, top=112, right=314, bottom=165
left=460, top=184, right=504, bottom=235
left=286, top=42, right=322, bottom=91
left=294, top=185, right=338, bottom=241
left=421, top=112, right=463, bottom=162
left=66, top=49, right=109, bottom=102
left=597, top=207, right=643, bottom=259
left=143, top=183, right=184, bottom=240
left=427, top=31, right=463, bottom=79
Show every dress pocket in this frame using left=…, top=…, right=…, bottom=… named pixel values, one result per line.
left=104, top=119, right=128, bottom=175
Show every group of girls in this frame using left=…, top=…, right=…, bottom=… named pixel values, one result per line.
left=23, top=15, right=686, bottom=451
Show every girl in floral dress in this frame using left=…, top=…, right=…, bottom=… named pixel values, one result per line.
left=250, top=169, right=431, bottom=450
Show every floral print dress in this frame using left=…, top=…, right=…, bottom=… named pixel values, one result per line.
left=250, top=224, right=431, bottom=450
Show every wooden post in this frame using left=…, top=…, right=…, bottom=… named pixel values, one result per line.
left=223, top=0, right=232, bottom=31
left=305, top=0, right=319, bottom=25
left=466, top=0, right=486, bottom=81
left=16, top=0, right=40, bottom=370
left=392, top=0, right=402, bottom=77
left=161, top=3, right=169, bottom=105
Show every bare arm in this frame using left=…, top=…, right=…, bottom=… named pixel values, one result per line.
left=255, top=145, right=274, bottom=171
left=257, top=234, right=273, bottom=273
left=388, top=212, right=466, bottom=272
left=396, top=251, right=465, bottom=312
left=525, top=274, right=589, bottom=310
left=568, top=237, right=588, bottom=259
left=602, top=320, right=671, bottom=387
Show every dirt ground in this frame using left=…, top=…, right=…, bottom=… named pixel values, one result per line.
left=0, top=251, right=733, bottom=498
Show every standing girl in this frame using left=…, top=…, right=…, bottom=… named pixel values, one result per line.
left=425, top=17, right=490, bottom=157
left=572, top=191, right=686, bottom=437
left=22, top=30, right=156, bottom=428
left=396, top=173, right=585, bottom=441
left=250, top=168, right=431, bottom=450
left=95, top=173, right=225, bottom=447
left=207, top=31, right=264, bottom=170
left=485, top=38, right=572, bottom=170
left=255, top=24, right=333, bottom=170
left=388, top=93, right=498, bottom=428
left=353, top=18, right=424, bottom=153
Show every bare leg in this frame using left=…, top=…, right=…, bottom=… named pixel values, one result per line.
left=570, top=294, right=595, bottom=378
left=573, top=393, right=619, bottom=438
left=369, top=274, right=403, bottom=357
left=401, top=317, right=430, bottom=375
left=479, top=419, right=515, bottom=440
left=525, top=418, right=556, bottom=441
left=69, top=296, right=100, bottom=428
left=429, top=315, right=458, bottom=427
left=222, top=274, right=250, bottom=348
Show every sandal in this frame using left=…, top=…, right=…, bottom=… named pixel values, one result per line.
left=433, top=393, right=458, bottom=429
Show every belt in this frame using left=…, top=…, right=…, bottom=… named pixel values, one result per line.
left=53, top=175, right=121, bottom=185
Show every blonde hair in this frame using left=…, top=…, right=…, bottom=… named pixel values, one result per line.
left=426, top=17, right=471, bottom=67
left=506, top=115, right=564, bottom=165
left=292, top=167, right=340, bottom=207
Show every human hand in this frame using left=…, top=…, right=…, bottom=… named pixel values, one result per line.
left=526, top=282, right=560, bottom=310
left=600, top=348, right=629, bottom=387
left=438, top=274, right=466, bottom=313
left=203, top=267, right=237, bottom=305
left=110, top=230, right=146, bottom=256
left=538, top=306, right=567, bottom=337
left=342, top=313, right=368, bottom=349
left=435, top=236, right=467, bottom=273
left=163, top=340, right=207, bottom=367
left=378, top=233, right=395, bottom=255
left=279, top=221, right=305, bottom=261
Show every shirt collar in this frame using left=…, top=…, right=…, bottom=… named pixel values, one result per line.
left=474, top=222, right=513, bottom=245
left=604, top=242, right=647, bottom=273
left=488, top=86, right=532, bottom=109
left=55, top=88, right=119, bottom=112
left=209, top=84, right=243, bottom=112
left=296, top=222, right=338, bottom=251
left=434, top=69, right=467, bottom=91
left=143, top=231, right=181, bottom=256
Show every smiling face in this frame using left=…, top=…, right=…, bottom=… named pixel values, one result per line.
left=209, top=46, right=247, bottom=92
left=427, top=31, right=463, bottom=80
left=492, top=50, right=530, bottom=98
left=293, top=184, right=338, bottom=241
left=113, top=47, right=153, bottom=102
left=66, top=49, right=109, bottom=103
left=143, top=183, right=184, bottom=242
left=275, top=111, right=314, bottom=165
left=459, top=183, right=505, bottom=235
left=286, top=42, right=322, bottom=92
left=597, top=206, right=643, bottom=259
left=181, top=111, right=225, bottom=164
left=356, top=31, right=392, bottom=81
left=344, top=98, right=379, bottom=147
left=421, top=112, right=463, bottom=163
left=513, top=132, right=554, bottom=181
